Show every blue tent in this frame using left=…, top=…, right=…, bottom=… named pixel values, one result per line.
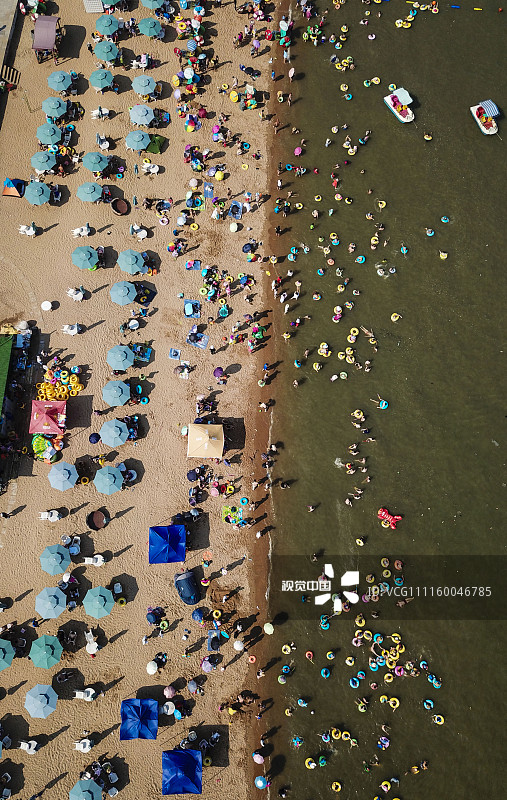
left=148, top=525, right=186, bottom=564
left=120, top=699, right=159, bottom=740
left=162, top=750, right=202, bottom=795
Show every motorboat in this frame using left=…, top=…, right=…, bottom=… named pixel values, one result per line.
left=470, top=100, right=499, bottom=135
left=384, top=88, right=414, bottom=123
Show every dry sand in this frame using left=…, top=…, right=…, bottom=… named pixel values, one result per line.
left=0, top=1, right=281, bottom=796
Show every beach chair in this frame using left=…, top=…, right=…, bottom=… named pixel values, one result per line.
left=142, top=163, right=159, bottom=175
left=0, top=737, right=10, bottom=750
left=83, top=554, right=105, bottom=566
left=69, top=536, right=80, bottom=555
left=91, top=107, right=110, bottom=120
left=67, top=287, right=84, bottom=302
left=62, top=129, right=72, bottom=147
left=108, top=789, right=118, bottom=798
left=50, top=184, right=62, bottom=203
left=19, top=740, right=38, bottom=754
left=130, top=223, right=147, bottom=241
left=108, top=773, right=118, bottom=784
left=71, top=223, right=91, bottom=238
left=74, top=739, right=93, bottom=753
left=2, top=789, right=11, bottom=798
left=18, top=224, right=37, bottom=237
left=74, top=687, right=96, bottom=702
left=153, top=82, right=162, bottom=99
left=1, top=774, right=12, bottom=785
left=96, top=132, right=110, bottom=151
left=38, top=510, right=61, bottom=521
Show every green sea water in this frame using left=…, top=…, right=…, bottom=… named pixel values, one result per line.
left=261, top=2, right=507, bottom=797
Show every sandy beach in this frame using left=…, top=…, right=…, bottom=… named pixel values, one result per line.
left=0, top=0, right=281, bottom=796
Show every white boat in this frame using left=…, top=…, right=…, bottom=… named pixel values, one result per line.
left=470, top=100, right=499, bottom=135
left=383, top=88, right=414, bottom=123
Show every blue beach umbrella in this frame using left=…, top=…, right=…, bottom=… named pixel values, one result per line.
left=0, top=639, right=15, bottom=672
left=132, top=75, right=156, bottom=95
left=25, top=182, right=51, bottom=206
left=106, top=344, right=135, bottom=370
left=72, top=245, right=98, bottom=269
left=35, top=587, right=67, bottom=619
left=31, top=151, right=57, bottom=172
left=41, top=96, right=67, bottom=118
left=29, top=635, right=63, bottom=669
left=25, top=684, right=58, bottom=719
left=125, top=130, right=151, bottom=151
left=162, top=750, right=202, bottom=795
left=117, top=248, right=146, bottom=274
left=102, top=380, right=130, bottom=406
left=95, top=14, right=119, bottom=35
left=69, top=780, right=102, bottom=800
left=77, top=182, right=103, bottom=202
left=138, top=18, right=162, bottom=37
left=130, top=104, right=155, bottom=126
left=82, top=151, right=109, bottom=172
left=48, top=461, right=78, bottom=491
left=36, top=123, right=62, bottom=144
left=120, top=698, right=159, bottom=739
left=83, top=586, right=115, bottom=618
left=110, top=280, right=137, bottom=305
left=94, top=41, right=119, bottom=62
left=93, top=465, right=124, bottom=495
left=99, top=418, right=129, bottom=447
left=47, top=70, right=72, bottom=92
left=89, top=68, right=113, bottom=90
left=149, top=525, right=186, bottom=564
left=40, top=544, right=71, bottom=575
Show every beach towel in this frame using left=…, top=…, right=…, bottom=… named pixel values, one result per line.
left=186, top=332, right=208, bottom=349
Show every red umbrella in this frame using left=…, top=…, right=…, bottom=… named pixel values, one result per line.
left=29, top=400, right=67, bottom=434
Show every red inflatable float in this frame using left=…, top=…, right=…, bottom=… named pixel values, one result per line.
left=377, top=508, right=402, bottom=529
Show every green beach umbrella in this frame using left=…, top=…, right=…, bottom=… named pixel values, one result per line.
left=93, top=465, right=124, bottom=495
left=130, top=104, right=155, bottom=126
left=138, top=17, right=162, bottom=37
left=0, top=638, right=15, bottom=672
left=95, top=14, right=119, bottom=35
left=72, top=245, right=99, bottom=269
left=29, top=635, right=63, bottom=669
left=89, top=68, right=113, bottom=90
left=102, top=380, right=130, bottom=407
left=40, top=544, right=71, bottom=576
left=82, top=151, right=109, bottom=172
left=110, top=280, right=137, bottom=306
left=48, top=460, right=78, bottom=491
left=83, top=586, right=114, bottom=618
left=94, top=41, right=119, bottom=62
left=141, top=0, right=164, bottom=8
left=47, top=70, right=72, bottom=92
left=31, top=151, right=57, bottom=172
left=99, top=418, right=129, bottom=447
left=117, top=248, right=146, bottom=274
left=25, top=684, right=58, bottom=718
left=69, top=780, right=102, bottom=800
left=132, top=75, right=156, bottom=95
left=25, top=182, right=51, bottom=206
left=106, top=344, right=135, bottom=371
left=125, top=130, right=151, bottom=151
left=41, top=96, right=67, bottom=118
left=77, top=182, right=103, bottom=202
left=36, top=123, right=62, bottom=145
left=35, top=587, right=67, bottom=619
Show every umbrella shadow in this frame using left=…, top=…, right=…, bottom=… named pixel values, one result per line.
left=92, top=723, right=120, bottom=745
left=113, top=506, right=135, bottom=519
left=0, top=758, right=24, bottom=795
left=51, top=669, right=85, bottom=700
left=95, top=675, right=125, bottom=696
left=7, top=680, right=27, bottom=696
left=44, top=772, right=68, bottom=791
left=36, top=725, right=70, bottom=749
left=1, top=713, right=29, bottom=746
left=107, top=572, right=139, bottom=604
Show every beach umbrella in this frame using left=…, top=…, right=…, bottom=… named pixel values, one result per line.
left=36, top=123, right=62, bottom=145
left=29, top=635, right=63, bottom=669
left=263, top=622, right=274, bottom=635
left=89, top=433, right=101, bottom=444
left=201, top=658, right=213, bottom=674
left=253, top=753, right=265, bottom=764
left=35, top=587, right=66, bottom=619
left=30, top=151, right=57, bottom=172
left=82, top=151, right=109, bottom=172
left=141, top=0, right=164, bottom=8
left=41, top=96, right=67, bottom=118
left=89, top=68, right=113, bottom=90
left=48, top=461, right=78, bottom=491
left=146, top=660, right=158, bottom=675
left=191, top=607, right=204, bottom=622
left=187, top=39, right=197, bottom=52
left=117, top=248, right=145, bottom=274
left=93, top=465, right=124, bottom=495
left=102, top=380, right=130, bottom=406
left=187, top=680, right=198, bottom=694
left=213, top=367, right=224, bottom=378
left=69, top=780, right=102, bottom=800
left=138, top=18, right=162, bottom=37
left=95, top=14, right=119, bottom=35
left=164, top=685, right=176, bottom=699
left=47, top=70, right=71, bottom=92
left=99, top=419, right=129, bottom=447
left=0, top=639, right=15, bottom=672
left=77, top=182, right=103, bottom=202
left=254, top=777, right=267, bottom=789
left=25, top=182, right=51, bottom=206
left=132, top=75, right=156, bottom=95
left=110, top=280, right=137, bottom=306
left=106, top=344, right=135, bottom=371
left=120, top=698, right=159, bottom=740
left=72, top=245, right=98, bottom=269
left=24, top=684, right=58, bottom=719
left=233, top=640, right=244, bottom=651
left=40, top=544, right=71, bottom=576
left=83, top=586, right=114, bottom=619
left=125, top=131, right=151, bottom=151
left=130, top=104, right=155, bottom=126
left=94, top=41, right=119, bottom=62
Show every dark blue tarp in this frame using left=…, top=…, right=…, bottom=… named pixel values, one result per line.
left=148, top=525, right=186, bottom=564
left=227, top=201, right=242, bottom=220
left=162, top=750, right=202, bottom=795
left=120, top=699, right=159, bottom=740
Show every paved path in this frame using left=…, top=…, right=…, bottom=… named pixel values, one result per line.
left=0, top=0, right=19, bottom=73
